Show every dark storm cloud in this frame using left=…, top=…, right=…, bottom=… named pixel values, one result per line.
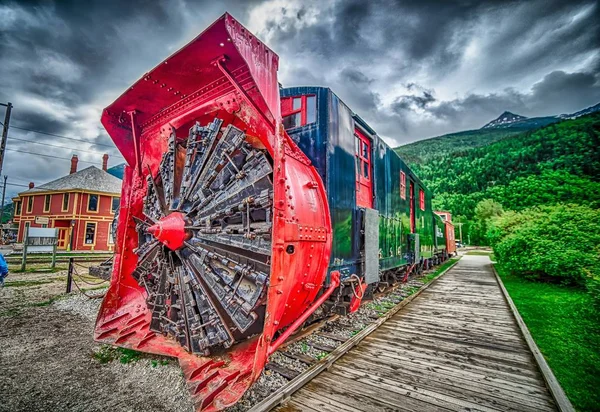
left=260, top=0, right=599, bottom=144
left=0, top=0, right=599, bottom=200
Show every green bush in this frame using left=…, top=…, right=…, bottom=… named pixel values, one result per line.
left=489, top=204, right=600, bottom=286
left=586, top=269, right=600, bottom=307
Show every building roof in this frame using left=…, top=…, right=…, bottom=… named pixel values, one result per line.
left=19, top=166, right=122, bottom=195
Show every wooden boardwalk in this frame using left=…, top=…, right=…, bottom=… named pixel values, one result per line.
left=276, top=255, right=557, bottom=412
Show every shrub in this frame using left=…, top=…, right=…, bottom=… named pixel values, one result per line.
left=490, top=204, right=600, bottom=286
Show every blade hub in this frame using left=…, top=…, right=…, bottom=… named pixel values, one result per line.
left=147, top=212, right=188, bottom=251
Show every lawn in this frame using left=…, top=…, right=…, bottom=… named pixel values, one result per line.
left=496, top=265, right=600, bottom=411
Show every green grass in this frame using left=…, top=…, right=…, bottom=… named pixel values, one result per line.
left=496, top=265, right=600, bottom=411
left=4, top=279, right=54, bottom=287
left=93, top=345, right=143, bottom=364
left=10, top=266, right=67, bottom=274
left=465, top=251, right=492, bottom=256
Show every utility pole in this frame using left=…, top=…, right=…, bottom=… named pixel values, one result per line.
left=0, top=102, right=13, bottom=178
left=457, top=222, right=463, bottom=243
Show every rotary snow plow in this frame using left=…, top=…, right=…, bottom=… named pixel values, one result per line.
left=95, top=14, right=333, bottom=411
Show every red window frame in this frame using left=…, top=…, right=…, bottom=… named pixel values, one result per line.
left=281, top=94, right=316, bottom=129
left=355, top=128, right=373, bottom=208
left=400, top=171, right=406, bottom=200
left=419, top=189, right=425, bottom=211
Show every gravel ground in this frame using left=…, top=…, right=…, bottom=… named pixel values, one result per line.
left=0, top=282, right=194, bottom=412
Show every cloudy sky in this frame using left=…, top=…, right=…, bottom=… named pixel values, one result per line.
left=0, top=0, right=599, bottom=199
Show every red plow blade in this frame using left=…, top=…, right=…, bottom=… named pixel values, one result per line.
left=95, top=13, right=331, bottom=411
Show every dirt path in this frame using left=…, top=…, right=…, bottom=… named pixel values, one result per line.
left=0, top=272, right=194, bottom=412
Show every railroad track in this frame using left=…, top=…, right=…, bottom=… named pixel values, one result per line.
left=238, top=258, right=460, bottom=412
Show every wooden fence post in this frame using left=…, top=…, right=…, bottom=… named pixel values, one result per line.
left=51, top=228, right=58, bottom=270
left=66, top=257, right=74, bottom=293
left=20, top=230, right=28, bottom=272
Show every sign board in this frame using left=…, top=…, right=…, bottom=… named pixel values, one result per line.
left=26, top=227, right=58, bottom=253
left=35, top=216, right=50, bottom=225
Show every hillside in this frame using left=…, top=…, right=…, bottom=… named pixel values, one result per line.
left=396, top=101, right=600, bottom=165
left=395, top=128, right=525, bottom=165
left=406, top=113, right=600, bottom=243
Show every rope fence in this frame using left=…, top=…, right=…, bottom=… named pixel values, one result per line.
left=66, top=257, right=109, bottom=299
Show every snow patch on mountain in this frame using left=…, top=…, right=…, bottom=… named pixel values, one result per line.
left=482, top=111, right=528, bottom=129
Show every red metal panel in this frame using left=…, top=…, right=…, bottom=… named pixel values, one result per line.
left=355, top=128, right=373, bottom=208
left=445, top=221, right=456, bottom=254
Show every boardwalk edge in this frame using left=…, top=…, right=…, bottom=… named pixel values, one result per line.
left=249, top=257, right=461, bottom=412
left=492, top=264, right=575, bottom=412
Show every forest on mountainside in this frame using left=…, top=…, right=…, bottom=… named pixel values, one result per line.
left=396, top=112, right=600, bottom=245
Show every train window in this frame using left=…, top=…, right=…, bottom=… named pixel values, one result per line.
left=282, top=113, right=301, bottom=129
left=306, top=96, right=316, bottom=123
left=419, top=189, right=425, bottom=211
left=400, top=171, right=406, bottom=200
left=281, top=94, right=317, bottom=130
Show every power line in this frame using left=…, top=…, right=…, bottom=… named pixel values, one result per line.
left=6, top=148, right=100, bottom=164
left=6, top=182, right=31, bottom=188
left=10, top=124, right=118, bottom=149
left=8, top=135, right=124, bottom=158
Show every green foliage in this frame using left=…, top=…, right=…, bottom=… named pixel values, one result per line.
left=395, top=128, right=524, bottom=164
left=93, top=345, right=143, bottom=364
left=585, top=270, right=600, bottom=307
left=497, top=266, right=600, bottom=411
left=489, top=204, right=600, bottom=286
left=316, top=352, right=328, bottom=361
left=397, top=113, right=600, bottom=245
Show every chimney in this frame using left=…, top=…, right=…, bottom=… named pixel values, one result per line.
left=28, top=182, right=34, bottom=189
left=102, top=153, right=109, bottom=171
left=70, top=154, right=78, bottom=174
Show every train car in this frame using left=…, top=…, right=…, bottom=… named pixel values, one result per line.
left=94, top=14, right=451, bottom=411
left=436, top=211, right=457, bottom=256
left=280, top=87, right=448, bottom=310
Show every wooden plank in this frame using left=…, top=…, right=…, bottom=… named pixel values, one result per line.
left=291, top=391, right=361, bottom=412
left=342, top=350, right=555, bottom=408
left=316, top=332, right=348, bottom=342
left=315, top=372, right=454, bottom=412
left=398, top=305, right=516, bottom=321
left=378, top=323, right=529, bottom=349
left=359, top=338, right=543, bottom=381
left=302, top=375, right=416, bottom=412
left=279, top=350, right=316, bottom=365
left=334, top=360, right=555, bottom=412
left=493, top=266, right=573, bottom=412
left=366, top=331, right=536, bottom=364
left=392, top=312, right=520, bottom=331
left=265, top=362, right=300, bottom=380
left=384, top=315, right=525, bottom=339
left=323, top=366, right=500, bottom=412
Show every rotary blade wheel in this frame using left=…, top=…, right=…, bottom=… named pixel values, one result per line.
left=132, top=118, right=274, bottom=355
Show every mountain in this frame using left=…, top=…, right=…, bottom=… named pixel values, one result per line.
left=395, top=101, right=600, bottom=164
left=482, top=111, right=527, bottom=128
left=559, top=102, right=600, bottom=120
left=481, top=102, right=600, bottom=130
